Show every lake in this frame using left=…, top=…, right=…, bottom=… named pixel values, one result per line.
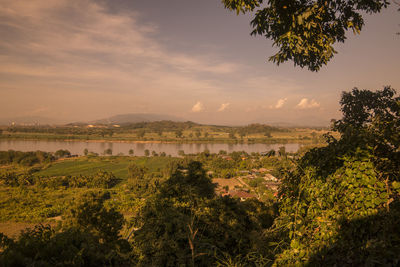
left=0, top=140, right=301, bottom=156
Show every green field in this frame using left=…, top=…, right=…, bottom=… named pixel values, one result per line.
left=35, top=156, right=177, bottom=179
left=0, top=155, right=182, bottom=226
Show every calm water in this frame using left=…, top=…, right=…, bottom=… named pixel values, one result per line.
left=0, top=140, right=301, bottom=156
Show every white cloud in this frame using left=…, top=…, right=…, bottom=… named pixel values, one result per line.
left=270, top=98, right=287, bottom=109
left=217, top=103, right=230, bottom=112
left=191, top=101, right=204, bottom=112
left=296, top=98, right=321, bottom=109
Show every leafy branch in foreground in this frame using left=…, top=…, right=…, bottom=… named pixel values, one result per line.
left=222, top=0, right=389, bottom=71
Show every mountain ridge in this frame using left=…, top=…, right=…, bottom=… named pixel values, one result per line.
left=91, top=113, right=185, bottom=124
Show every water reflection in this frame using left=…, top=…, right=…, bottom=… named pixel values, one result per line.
left=0, top=140, right=301, bottom=156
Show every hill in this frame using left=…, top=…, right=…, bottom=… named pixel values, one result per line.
left=92, top=113, right=185, bottom=125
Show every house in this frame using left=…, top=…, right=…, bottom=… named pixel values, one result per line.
left=264, top=174, right=278, bottom=182
left=228, top=190, right=256, bottom=201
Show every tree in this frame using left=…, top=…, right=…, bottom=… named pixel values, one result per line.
left=155, top=129, right=163, bottom=137
left=278, top=146, right=286, bottom=157
left=62, top=191, right=125, bottom=243
left=271, top=86, right=400, bottom=265
left=129, top=149, right=134, bottom=156
left=0, top=191, right=131, bottom=266
left=129, top=161, right=273, bottom=266
left=55, top=149, right=71, bottom=158
left=222, top=0, right=389, bottom=71
left=137, top=129, right=146, bottom=139
left=195, top=130, right=201, bottom=138
left=83, top=148, right=89, bottom=156
left=104, top=148, right=112, bottom=155
left=219, top=150, right=227, bottom=155
left=0, top=224, right=131, bottom=266
left=175, top=129, right=183, bottom=138
left=331, top=86, right=400, bottom=180
left=144, top=149, right=150, bottom=157
left=239, top=130, right=246, bottom=139
left=128, top=163, right=147, bottom=180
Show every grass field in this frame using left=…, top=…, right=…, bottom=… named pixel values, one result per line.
left=0, top=156, right=181, bottom=228
left=35, top=156, right=177, bottom=179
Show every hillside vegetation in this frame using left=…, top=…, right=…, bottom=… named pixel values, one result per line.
left=0, top=121, right=333, bottom=144
left=0, top=87, right=399, bottom=266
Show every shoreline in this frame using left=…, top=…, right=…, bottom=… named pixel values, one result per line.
left=0, top=137, right=317, bottom=145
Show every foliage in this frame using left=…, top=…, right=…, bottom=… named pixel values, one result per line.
left=130, top=161, right=275, bottom=266
left=128, top=163, right=147, bottom=180
left=54, top=149, right=71, bottom=158
left=0, top=170, right=119, bottom=189
left=0, top=192, right=131, bottom=266
left=0, top=150, right=54, bottom=166
left=3, top=121, right=319, bottom=145
left=222, top=0, right=389, bottom=71
left=270, top=86, right=400, bottom=265
left=62, top=191, right=125, bottom=243
left=274, top=150, right=400, bottom=265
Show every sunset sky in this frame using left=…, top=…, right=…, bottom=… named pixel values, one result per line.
left=0, top=0, right=399, bottom=126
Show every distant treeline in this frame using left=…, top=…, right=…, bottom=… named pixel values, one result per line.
left=5, top=121, right=289, bottom=137
left=0, top=150, right=71, bottom=166
left=0, top=170, right=119, bottom=189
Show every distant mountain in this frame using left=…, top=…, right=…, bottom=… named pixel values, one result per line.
left=0, top=116, right=64, bottom=126
left=92, top=113, right=185, bottom=124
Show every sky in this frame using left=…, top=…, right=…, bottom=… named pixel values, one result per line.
left=0, top=0, right=399, bottom=126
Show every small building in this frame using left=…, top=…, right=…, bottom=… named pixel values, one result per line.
left=228, top=190, right=256, bottom=201
left=264, top=174, right=278, bottom=182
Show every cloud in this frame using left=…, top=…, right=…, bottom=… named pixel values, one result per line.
left=0, top=0, right=236, bottom=92
left=0, top=0, right=246, bottom=120
left=296, top=98, right=321, bottom=109
left=191, top=101, right=204, bottom=112
left=217, top=103, right=230, bottom=112
left=270, top=98, right=287, bottom=109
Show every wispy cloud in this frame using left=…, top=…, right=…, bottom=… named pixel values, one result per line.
left=191, top=101, right=204, bottom=112
left=296, top=98, right=321, bottom=109
left=0, top=1, right=235, bottom=90
left=217, top=103, right=230, bottom=112
left=0, top=0, right=244, bottom=120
